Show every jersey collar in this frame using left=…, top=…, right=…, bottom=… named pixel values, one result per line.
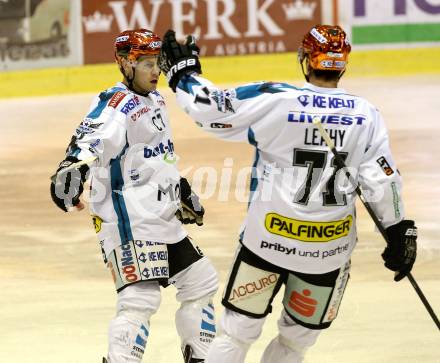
left=303, top=82, right=346, bottom=95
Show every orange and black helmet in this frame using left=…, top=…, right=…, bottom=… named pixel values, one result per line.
left=298, top=25, right=351, bottom=73
left=114, top=28, right=162, bottom=64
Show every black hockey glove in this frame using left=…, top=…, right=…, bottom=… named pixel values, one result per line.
left=159, top=29, right=201, bottom=92
left=176, top=177, right=204, bottom=226
left=50, top=156, right=89, bottom=212
left=382, top=219, right=417, bottom=281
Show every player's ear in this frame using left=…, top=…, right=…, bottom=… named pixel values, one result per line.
left=305, top=58, right=312, bottom=72
left=120, top=57, right=134, bottom=78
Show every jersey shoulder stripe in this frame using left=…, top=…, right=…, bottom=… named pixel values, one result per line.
left=235, top=82, right=300, bottom=100
left=87, top=87, right=128, bottom=119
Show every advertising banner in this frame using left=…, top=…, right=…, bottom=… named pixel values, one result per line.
left=81, top=0, right=323, bottom=64
left=340, top=0, right=440, bottom=45
left=0, top=0, right=82, bottom=71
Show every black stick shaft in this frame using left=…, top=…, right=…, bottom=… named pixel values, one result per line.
left=314, top=120, right=440, bottom=331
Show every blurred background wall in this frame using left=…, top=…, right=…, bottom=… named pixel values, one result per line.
left=1, top=0, right=439, bottom=71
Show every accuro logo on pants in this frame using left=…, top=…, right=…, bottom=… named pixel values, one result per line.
left=265, top=213, right=353, bottom=242
left=229, top=273, right=278, bottom=302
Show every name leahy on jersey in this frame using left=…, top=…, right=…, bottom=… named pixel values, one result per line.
left=176, top=75, right=404, bottom=273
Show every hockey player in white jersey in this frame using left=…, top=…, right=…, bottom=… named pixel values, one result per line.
left=158, top=25, right=417, bottom=362
left=50, top=29, right=218, bottom=363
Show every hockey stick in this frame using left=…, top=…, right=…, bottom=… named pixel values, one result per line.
left=313, top=117, right=440, bottom=331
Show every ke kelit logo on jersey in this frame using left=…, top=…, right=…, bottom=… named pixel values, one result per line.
left=144, top=139, right=175, bottom=158
left=288, top=111, right=365, bottom=125
left=137, top=241, right=169, bottom=279
left=131, top=106, right=150, bottom=122
left=296, top=95, right=355, bottom=109
left=229, top=273, right=278, bottom=302
left=109, top=91, right=127, bottom=108
left=265, top=213, right=353, bottom=242
left=200, top=303, right=216, bottom=343
left=376, top=156, right=394, bottom=176
left=121, top=95, right=141, bottom=115
left=92, top=215, right=103, bottom=233
left=298, top=95, right=310, bottom=106
left=141, top=266, right=169, bottom=279
left=120, top=242, right=139, bottom=283
left=312, top=95, right=354, bottom=109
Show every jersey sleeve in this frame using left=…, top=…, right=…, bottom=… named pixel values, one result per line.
left=175, top=74, right=290, bottom=142
left=358, top=109, right=405, bottom=228
left=65, top=89, right=129, bottom=167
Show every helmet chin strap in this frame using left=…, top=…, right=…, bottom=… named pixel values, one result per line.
left=337, top=69, right=345, bottom=80
left=299, top=57, right=310, bottom=82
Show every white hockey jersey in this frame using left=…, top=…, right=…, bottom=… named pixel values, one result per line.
left=176, top=75, right=404, bottom=273
left=67, top=82, right=187, bottom=256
